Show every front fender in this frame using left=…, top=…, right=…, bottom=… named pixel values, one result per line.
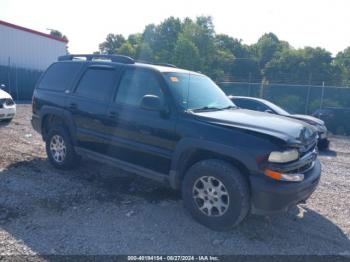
left=169, top=138, right=258, bottom=189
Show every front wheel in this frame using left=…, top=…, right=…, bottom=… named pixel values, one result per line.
left=45, top=125, right=79, bottom=170
left=182, top=159, right=250, bottom=231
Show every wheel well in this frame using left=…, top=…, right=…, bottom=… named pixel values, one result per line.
left=42, top=114, right=65, bottom=139
left=177, top=149, right=251, bottom=188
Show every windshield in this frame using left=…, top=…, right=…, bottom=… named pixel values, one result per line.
left=163, top=72, right=235, bottom=111
left=262, top=100, right=290, bottom=115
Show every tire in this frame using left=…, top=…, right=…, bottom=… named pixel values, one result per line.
left=45, top=125, right=79, bottom=170
left=318, top=139, right=329, bottom=150
left=182, top=159, right=250, bottom=231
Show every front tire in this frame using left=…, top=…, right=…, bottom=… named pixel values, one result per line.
left=45, top=125, right=79, bottom=170
left=182, top=159, right=250, bottom=231
left=318, top=139, right=329, bottom=150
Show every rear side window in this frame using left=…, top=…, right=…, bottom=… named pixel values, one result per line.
left=75, top=68, right=116, bottom=101
left=38, top=62, right=82, bottom=91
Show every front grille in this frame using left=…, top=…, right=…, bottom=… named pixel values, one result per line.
left=286, top=161, right=314, bottom=174
left=299, top=140, right=317, bottom=158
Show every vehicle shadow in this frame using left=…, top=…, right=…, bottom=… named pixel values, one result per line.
left=319, top=149, right=337, bottom=157
left=0, top=158, right=349, bottom=255
left=0, top=120, right=11, bottom=127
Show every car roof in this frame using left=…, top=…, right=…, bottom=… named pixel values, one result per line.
left=133, top=62, right=202, bottom=75
left=56, top=54, right=203, bottom=76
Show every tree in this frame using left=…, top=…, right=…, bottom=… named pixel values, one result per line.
left=117, top=42, right=136, bottom=57
left=334, top=47, right=350, bottom=86
left=253, top=33, right=288, bottom=70
left=99, top=34, right=126, bottom=54
left=263, top=47, right=336, bottom=85
left=49, top=29, right=68, bottom=41
left=173, top=35, right=201, bottom=70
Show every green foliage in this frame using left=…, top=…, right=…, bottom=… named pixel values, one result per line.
left=97, top=16, right=350, bottom=86
left=49, top=29, right=68, bottom=41
left=173, top=35, right=201, bottom=70
left=99, top=34, right=126, bottom=54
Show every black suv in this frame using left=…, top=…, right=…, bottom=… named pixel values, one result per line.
left=31, top=54, right=321, bottom=230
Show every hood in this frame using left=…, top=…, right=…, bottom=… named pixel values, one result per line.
left=289, top=114, right=324, bottom=125
left=193, top=109, right=317, bottom=145
left=0, top=89, right=12, bottom=99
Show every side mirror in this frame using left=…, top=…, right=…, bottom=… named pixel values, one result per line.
left=140, top=95, right=165, bottom=112
left=265, top=109, right=274, bottom=114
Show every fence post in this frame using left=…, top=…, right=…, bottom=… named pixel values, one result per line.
left=320, top=81, right=325, bottom=109
left=260, top=80, right=264, bottom=98
left=305, top=73, right=312, bottom=114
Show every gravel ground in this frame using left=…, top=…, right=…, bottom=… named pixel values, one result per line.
left=0, top=104, right=349, bottom=256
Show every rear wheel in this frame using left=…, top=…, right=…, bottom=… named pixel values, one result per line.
left=182, top=159, right=250, bottom=230
left=45, top=125, right=79, bottom=169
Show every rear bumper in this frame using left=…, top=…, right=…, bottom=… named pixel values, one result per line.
left=250, top=159, right=321, bottom=215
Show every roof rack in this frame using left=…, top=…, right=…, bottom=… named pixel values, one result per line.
left=58, top=54, right=135, bottom=64
left=136, top=60, right=177, bottom=68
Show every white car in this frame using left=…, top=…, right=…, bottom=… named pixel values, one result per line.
left=0, top=88, right=16, bottom=122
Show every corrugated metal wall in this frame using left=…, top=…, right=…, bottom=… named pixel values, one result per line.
left=0, top=24, right=67, bottom=71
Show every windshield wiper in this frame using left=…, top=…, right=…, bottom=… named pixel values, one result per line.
left=192, top=106, right=223, bottom=112
left=191, top=105, right=237, bottom=112
left=220, top=105, right=237, bottom=110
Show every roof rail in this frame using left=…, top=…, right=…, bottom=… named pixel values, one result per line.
left=58, top=54, right=135, bottom=64
left=136, top=60, right=177, bottom=68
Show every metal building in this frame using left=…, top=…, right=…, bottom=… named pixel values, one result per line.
left=0, top=20, right=68, bottom=99
left=0, top=20, right=68, bottom=70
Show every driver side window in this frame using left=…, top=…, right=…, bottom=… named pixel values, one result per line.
left=115, top=69, right=164, bottom=107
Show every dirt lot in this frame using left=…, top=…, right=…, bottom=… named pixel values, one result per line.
left=0, top=104, right=349, bottom=255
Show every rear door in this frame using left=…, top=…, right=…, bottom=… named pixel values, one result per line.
left=66, top=64, right=119, bottom=153
left=105, top=67, right=178, bottom=174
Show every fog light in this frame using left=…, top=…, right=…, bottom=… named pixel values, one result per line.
left=265, top=169, right=304, bottom=182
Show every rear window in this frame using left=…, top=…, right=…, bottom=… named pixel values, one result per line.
left=38, top=62, right=82, bottom=91
left=75, top=68, right=116, bottom=101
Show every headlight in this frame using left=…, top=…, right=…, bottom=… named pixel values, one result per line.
left=268, top=149, right=299, bottom=163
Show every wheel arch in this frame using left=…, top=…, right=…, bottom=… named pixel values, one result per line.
left=169, top=139, right=256, bottom=190
left=40, top=106, right=76, bottom=144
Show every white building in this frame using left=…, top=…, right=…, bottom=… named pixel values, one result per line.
left=0, top=20, right=68, bottom=71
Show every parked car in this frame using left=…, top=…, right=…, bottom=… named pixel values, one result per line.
left=313, top=107, right=350, bottom=135
left=31, top=54, right=321, bottom=230
left=0, top=86, right=16, bottom=123
left=229, top=96, right=329, bottom=149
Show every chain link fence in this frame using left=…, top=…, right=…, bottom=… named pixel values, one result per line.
left=0, top=65, right=43, bottom=100
left=219, top=81, right=350, bottom=114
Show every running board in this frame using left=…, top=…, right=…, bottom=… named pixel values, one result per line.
left=75, top=146, right=167, bottom=183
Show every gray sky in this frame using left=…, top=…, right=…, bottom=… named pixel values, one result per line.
left=1, top=0, right=349, bottom=56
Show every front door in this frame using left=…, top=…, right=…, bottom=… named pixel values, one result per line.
left=105, top=68, right=178, bottom=174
